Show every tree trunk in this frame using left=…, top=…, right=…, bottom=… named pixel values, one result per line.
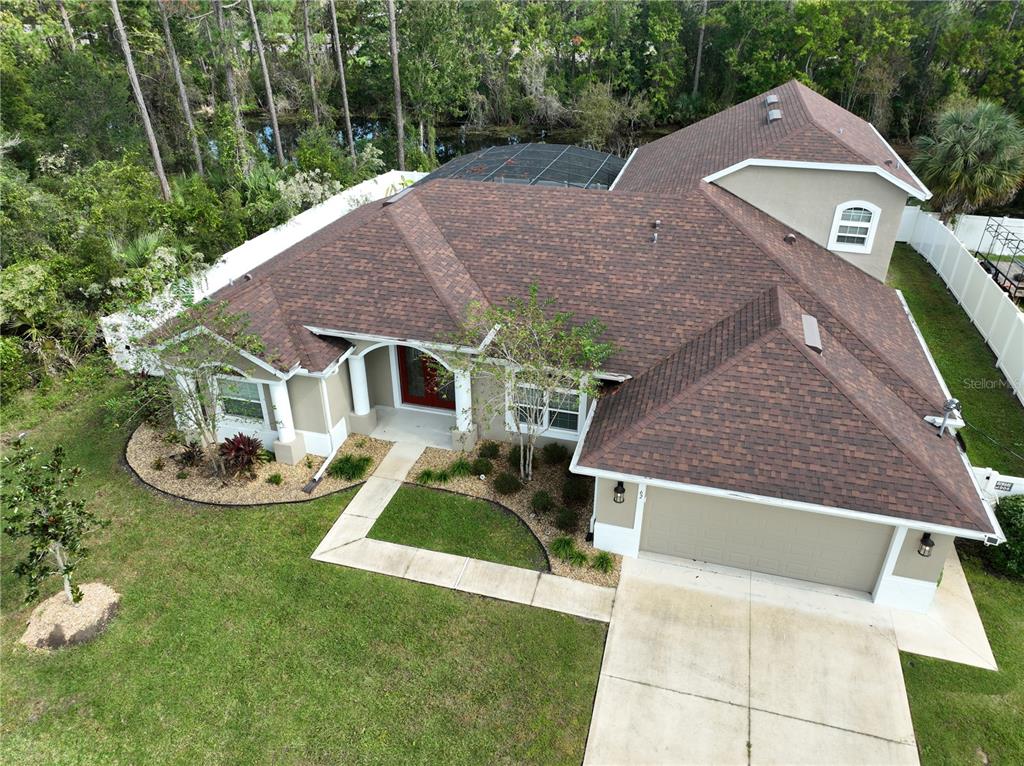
left=327, top=0, right=356, bottom=163
left=418, top=119, right=424, bottom=151
left=110, top=0, right=171, bottom=201
left=158, top=0, right=204, bottom=176
left=212, top=0, right=250, bottom=174
left=691, top=0, right=707, bottom=98
left=301, top=0, right=321, bottom=127
left=51, top=543, right=74, bottom=603
left=384, top=0, right=405, bottom=171
left=56, top=0, right=76, bottom=49
left=245, top=0, right=286, bottom=167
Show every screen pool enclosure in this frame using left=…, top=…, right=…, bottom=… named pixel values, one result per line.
left=418, top=143, right=627, bottom=190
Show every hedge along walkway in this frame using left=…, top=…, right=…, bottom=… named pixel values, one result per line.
left=312, top=443, right=616, bottom=623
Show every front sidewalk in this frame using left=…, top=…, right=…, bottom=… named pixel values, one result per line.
left=311, top=442, right=616, bottom=623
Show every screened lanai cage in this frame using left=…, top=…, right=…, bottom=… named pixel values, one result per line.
left=418, top=143, right=628, bottom=190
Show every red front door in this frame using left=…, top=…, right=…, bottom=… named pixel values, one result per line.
left=396, top=346, right=455, bottom=410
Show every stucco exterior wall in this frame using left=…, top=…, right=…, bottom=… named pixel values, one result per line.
left=286, top=374, right=327, bottom=434
left=324, top=366, right=352, bottom=426
left=639, top=486, right=892, bottom=592
left=470, top=373, right=577, bottom=449
left=892, top=531, right=954, bottom=583
left=594, top=477, right=639, bottom=528
left=714, top=166, right=908, bottom=281
left=365, top=346, right=394, bottom=407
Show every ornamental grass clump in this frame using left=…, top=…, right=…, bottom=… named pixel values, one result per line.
left=328, top=453, right=373, bottom=481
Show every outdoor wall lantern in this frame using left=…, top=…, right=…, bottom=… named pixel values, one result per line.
left=918, top=533, right=935, bottom=558
left=613, top=481, right=626, bottom=504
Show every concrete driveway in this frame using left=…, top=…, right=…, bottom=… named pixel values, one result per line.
left=585, top=557, right=919, bottom=766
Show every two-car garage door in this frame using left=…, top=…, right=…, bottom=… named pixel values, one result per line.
left=638, top=486, right=892, bottom=593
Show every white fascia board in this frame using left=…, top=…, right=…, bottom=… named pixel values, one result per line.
left=304, top=326, right=492, bottom=356
left=867, top=122, right=932, bottom=200
left=703, top=158, right=930, bottom=201
left=152, top=325, right=287, bottom=380
left=568, top=402, right=996, bottom=542
left=288, top=347, right=354, bottom=379
left=608, top=148, right=638, bottom=191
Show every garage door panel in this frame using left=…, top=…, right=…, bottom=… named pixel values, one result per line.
left=640, top=486, right=890, bottom=592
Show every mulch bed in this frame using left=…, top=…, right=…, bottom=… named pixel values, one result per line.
left=409, top=442, right=621, bottom=587
left=126, top=423, right=392, bottom=505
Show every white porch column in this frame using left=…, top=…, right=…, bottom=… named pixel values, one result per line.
left=268, top=380, right=296, bottom=443
left=348, top=354, right=371, bottom=416
left=454, top=369, right=473, bottom=432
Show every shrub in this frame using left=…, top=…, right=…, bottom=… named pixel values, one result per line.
left=177, top=441, right=204, bottom=467
left=531, top=490, right=554, bottom=514
left=151, top=457, right=165, bottom=471
left=448, top=456, right=474, bottom=478
left=566, top=547, right=589, bottom=567
left=562, top=474, right=591, bottom=509
left=0, top=336, right=31, bottom=401
left=507, top=444, right=537, bottom=472
left=555, top=506, right=579, bottom=532
left=416, top=467, right=451, bottom=484
left=175, top=470, right=188, bottom=480
left=985, top=495, right=1024, bottom=578
left=470, top=457, right=493, bottom=476
left=266, top=472, right=283, bottom=486
left=541, top=442, right=571, bottom=465
left=219, top=433, right=268, bottom=476
left=551, top=536, right=576, bottom=560
left=478, top=441, right=500, bottom=460
left=328, top=453, right=373, bottom=481
left=493, top=471, right=523, bottom=495
left=591, top=551, right=614, bottom=574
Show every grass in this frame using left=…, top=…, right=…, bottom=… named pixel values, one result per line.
left=368, top=485, right=548, bottom=572
left=887, top=244, right=1024, bottom=476
left=1, top=358, right=604, bottom=765
left=888, top=245, right=1024, bottom=764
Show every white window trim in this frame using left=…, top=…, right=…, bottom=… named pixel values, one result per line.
left=828, top=200, right=881, bottom=255
left=505, top=382, right=588, bottom=440
left=215, top=375, right=270, bottom=430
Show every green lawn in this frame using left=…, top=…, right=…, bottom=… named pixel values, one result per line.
left=888, top=244, right=1024, bottom=765
left=369, top=485, right=549, bottom=571
left=1, top=360, right=605, bottom=765
left=887, top=243, right=1024, bottom=476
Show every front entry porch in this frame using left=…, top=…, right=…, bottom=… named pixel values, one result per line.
left=370, top=406, right=456, bottom=449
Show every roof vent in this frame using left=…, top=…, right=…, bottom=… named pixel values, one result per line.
left=765, top=94, right=780, bottom=106
left=783, top=233, right=797, bottom=245
left=801, top=314, right=822, bottom=353
left=767, top=108, right=783, bottom=123
left=243, top=273, right=253, bottom=281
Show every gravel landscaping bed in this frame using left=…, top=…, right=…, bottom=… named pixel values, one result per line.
left=126, top=423, right=392, bottom=504
left=409, top=442, right=621, bottom=587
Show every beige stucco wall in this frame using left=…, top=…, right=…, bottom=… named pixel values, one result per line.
left=594, top=477, right=639, bottom=528
left=286, top=374, right=327, bottom=434
left=365, top=346, right=395, bottom=407
left=639, top=486, right=892, bottom=592
left=892, top=531, right=953, bottom=583
left=324, top=366, right=352, bottom=426
left=470, top=373, right=577, bottom=449
left=714, top=166, right=909, bottom=281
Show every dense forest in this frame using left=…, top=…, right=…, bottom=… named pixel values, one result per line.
left=1, top=0, right=1023, bottom=398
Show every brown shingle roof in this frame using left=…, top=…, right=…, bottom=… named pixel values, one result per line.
left=614, top=80, right=927, bottom=198
left=578, top=286, right=991, bottom=533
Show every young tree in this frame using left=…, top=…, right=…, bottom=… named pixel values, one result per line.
left=300, top=0, right=321, bottom=127
left=436, top=286, right=614, bottom=482
left=110, top=0, right=171, bottom=201
left=384, top=0, right=405, bottom=170
left=157, top=0, right=204, bottom=176
left=244, top=0, right=286, bottom=167
left=913, top=100, right=1024, bottom=221
left=3, top=439, right=105, bottom=604
left=327, top=0, right=356, bottom=163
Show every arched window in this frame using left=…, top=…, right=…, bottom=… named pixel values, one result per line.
left=828, top=201, right=880, bottom=254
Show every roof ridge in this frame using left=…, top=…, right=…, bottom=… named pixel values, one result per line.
left=774, top=317, right=983, bottom=528
left=698, top=183, right=941, bottom=410
left=385, top=193, right=489, bottom=326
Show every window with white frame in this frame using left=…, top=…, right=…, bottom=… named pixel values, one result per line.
left=508, top=385, right=582, bottom=435
left=218, top=378, right=266, bottom=422
left=828, top=201, right=880, bottom=254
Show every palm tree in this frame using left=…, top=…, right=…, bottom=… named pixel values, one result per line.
left=245, top=0, right=286, bottom=167
left=110, top=0, right=171, bottom=201
left=384, top=0, right=405, bottom=171
left=913, top=101, right=1024, bottom=221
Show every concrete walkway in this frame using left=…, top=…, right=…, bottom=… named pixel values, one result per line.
left=311, top=442, right=616, bottom=623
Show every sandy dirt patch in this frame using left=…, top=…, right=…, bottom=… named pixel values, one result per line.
left=19, top=582, right=121, bottom=651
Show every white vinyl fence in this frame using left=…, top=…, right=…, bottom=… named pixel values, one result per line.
left=973, top=467, right=1024, bottom=500
left=102, top=169, right=426, bottom=372
left=897, top=206, right=1024, bottom=406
